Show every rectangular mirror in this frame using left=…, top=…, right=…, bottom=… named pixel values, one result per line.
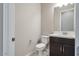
left=61, top=8, right=74, bottom=31
left=54, top=4, right=74, bottom=31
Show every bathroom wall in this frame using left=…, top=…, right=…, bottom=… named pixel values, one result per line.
left=41, top=3, right=55, bottom=35
left=54, top=4, right=74, bottom=31
left=15, top=3, right=41, bottom=56
left=0, top=3, right=3, bottom=56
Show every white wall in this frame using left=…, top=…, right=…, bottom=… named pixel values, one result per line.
left=0, top=3, right=3, bottom=56
left=41, top=3, right=55, bottom=35
left=15, top=3, right=41, bottom=56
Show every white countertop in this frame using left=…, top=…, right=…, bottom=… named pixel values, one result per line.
left=49, top=31, right=75, bottom=39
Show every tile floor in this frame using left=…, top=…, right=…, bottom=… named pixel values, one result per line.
left=30, top=48, right=49, bottom=56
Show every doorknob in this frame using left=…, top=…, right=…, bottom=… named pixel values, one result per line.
left=12, top=37, right=15, bottom=42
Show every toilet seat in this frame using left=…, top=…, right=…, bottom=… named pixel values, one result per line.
left=35, top=35, right=49, bottom=55
left=36, top=43, right=45, bottom=49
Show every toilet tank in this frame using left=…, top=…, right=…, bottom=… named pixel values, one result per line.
left=41, top=35, right=49, bottom=44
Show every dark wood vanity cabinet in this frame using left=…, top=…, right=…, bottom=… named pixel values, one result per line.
left=50, top=37, right=75, bottom=56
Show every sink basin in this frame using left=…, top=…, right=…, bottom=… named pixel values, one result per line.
left=49, top=31, right=75, bottom=39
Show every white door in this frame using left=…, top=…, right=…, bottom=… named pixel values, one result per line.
left=3, top=3, right=15, bottom=56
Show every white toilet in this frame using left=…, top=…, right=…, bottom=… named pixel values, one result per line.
left=35, top=35, right=49, bottom=56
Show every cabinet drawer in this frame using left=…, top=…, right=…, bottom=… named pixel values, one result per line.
left=50, top=36, right=75, bottom=46
left=58, top=38, right=75, bottom=46
left=50, top=37, right=60, bottom=43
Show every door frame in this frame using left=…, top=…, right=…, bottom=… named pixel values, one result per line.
left=3, top=3, right=15, bottom=56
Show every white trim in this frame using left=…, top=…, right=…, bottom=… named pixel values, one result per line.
left=8, top=3, right=15, bottom=56
left=3, top=3, right=9, bottom=56
left=74, top=3, right=76, bottom=56
left=60, top=10, right=61, bottom=31
left=74, top=4, right=76, bottom=34
left=3, top=3, right=15, bottom=56
left=61, top=8, right=74, bottom=13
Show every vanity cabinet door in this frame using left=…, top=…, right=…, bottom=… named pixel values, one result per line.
left=50, top=37, right=57, bottom=56
left=62, top=44, right=75, bottom=56
left=50, top=37, right=63, bottom=56
left=59, top=38, right=75, bottom=56
left=50, top=43, right=60, bottom=56
left=57, top=44, right=63, bottom=56
left=50, top=37, right=75, bottom=56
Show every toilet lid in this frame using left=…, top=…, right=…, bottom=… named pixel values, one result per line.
left=36, top=43, right=45, bottom=48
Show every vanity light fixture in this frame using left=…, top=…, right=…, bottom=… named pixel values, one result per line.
left=54, top=3, right=73, bottom=8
